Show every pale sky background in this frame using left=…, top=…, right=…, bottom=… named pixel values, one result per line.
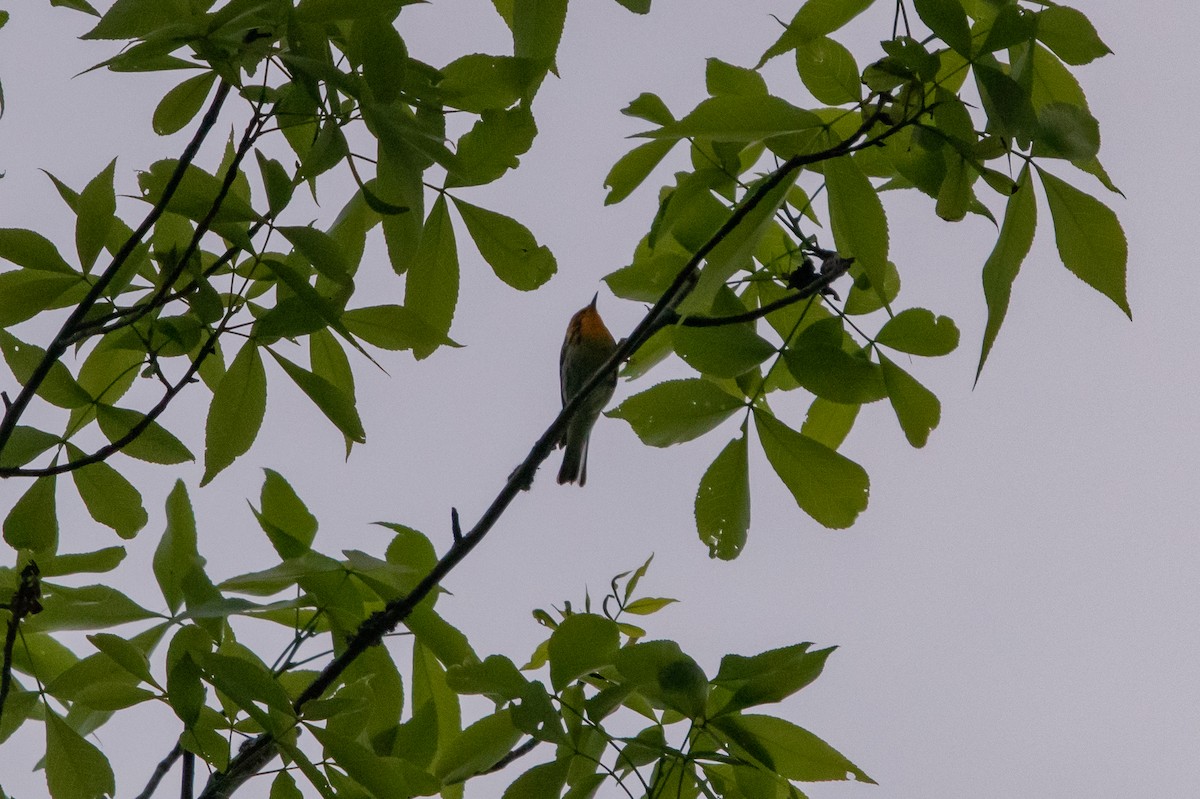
left=1, top=1, right=1197, bottom=798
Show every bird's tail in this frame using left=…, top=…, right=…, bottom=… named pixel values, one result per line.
left=557, top=433, right=589, bottom=486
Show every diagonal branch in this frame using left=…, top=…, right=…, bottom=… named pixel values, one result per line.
left=196, top=99, right=921, bottom=799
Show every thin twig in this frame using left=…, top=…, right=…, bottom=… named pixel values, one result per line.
left=478, top=737, right=540, bottom=776
left=134, top=743, right=183, bottom=799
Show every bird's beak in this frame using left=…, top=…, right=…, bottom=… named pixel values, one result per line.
left=589, top=292, right=599, bottom=308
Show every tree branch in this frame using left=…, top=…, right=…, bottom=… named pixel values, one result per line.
left=134, top=743, right=182, bottom=799
left=195, top=102, right=909, bottom=799
left=66, top=102, right=267, bottom=346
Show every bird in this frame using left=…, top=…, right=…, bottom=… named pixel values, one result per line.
left=557, top=293, right=618, bottom=486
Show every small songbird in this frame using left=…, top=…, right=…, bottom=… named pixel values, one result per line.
left=558, top=293, right=618, bottom=486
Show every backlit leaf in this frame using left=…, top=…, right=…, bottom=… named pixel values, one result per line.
left=695, top=428, right=750, bottom=560
left=609, top=379, right=743, bottom=447
left=202, top=343, right=267, bottom=485
left=754, top=410, right=868, bottom=529
left=1039, top=169, right=1129, bottom=316
left=3, top=474, right=58, bottom=553
left=880, top=354, right=940, bottom=448
left=451, top=197, right=555, bottom=290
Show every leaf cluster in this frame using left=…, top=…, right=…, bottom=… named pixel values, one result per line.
left=599, top=0, right=1124, bottom=557
left=0, top=1, right=1126, bottom=798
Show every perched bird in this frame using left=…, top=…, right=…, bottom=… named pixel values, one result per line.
left=558, top=293, right=618, bottom=486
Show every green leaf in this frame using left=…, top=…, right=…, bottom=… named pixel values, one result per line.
left=257, top=258, right=348, bottom=344
left=432, top=708, right=522, bottom=784
left=310, top=328, right=355, bottom=406
left=548, top=614, right=620, bottom=691
left=254, top=468, right=318, bottom=558
left=447, top=106, right=537, bottom=187
left=712, top=643, right=834, bottom=716
left=405, top=605, right=479, bottom=669
left=268, top=350, right=366, bottom=444
left=1034, top=103, right=1100, bottom=161
left=880, top=354, right=940, bottom=448
left=153, top=71, right=217, bottom=136
left=974, top=63, right=1037, bottom=140
left=695, top=429, right=750, bottom=561
left=501, top=760, right=570, bottom=799
left=623, top=597, right=678, bottom=615
left=1038, top=169, right=1129, bottom=317
left=39, top=546, right=126, bottom=577
left=405, top=196, right=459, bottom=359
left=758, top=0, right=876, bottom=66
left=913, top=0, right=971, bottom=56
left=202, top=343, right=267, bottom=485
left=784, top=319, right=886, bottom=404
left=614, top=640, right=708, bottom=718
left=673, top=323, right=776, bottom=378
left=256, top=151, right=295, bottom=217
left=875, top=308, right=959, bottom=356
left=801, top=397, right=858, bottom=450
left=76, top=334, right=142, bottom=406
left=0, top=228, right=76, bottom=273
left=95, top=404, right=194, bottom=464
left=356, top=15, right=408, bottom=104
left=200, top=652, right=294, bottom=731
left=754, top=410, right=869, bottom=529
left=67, top=444, right=148, bottom=539
left=45, top=710, right=116, bottom=799
left=440, top=54, right=526, bottom=113
left=76, top=159, right=117, bottom=272
left=152, top=480, right=200, bottom=614
left=795, top=37, right=861, bottom=104
left=279, top=225, right=352, bottom=285
left=139, top=160, right=259, bottom=225
left=271, top=771, right=304, bottom=799
left=83, top=0, right=192, bottom=39
left=0, top=425, right=60, bottom=468
left=1027, top=42, right=1088, bottom=113
left=608, top=379, right=743, bottom=447
left=342, top=304, right=457, bottom=351
left=29, top=583, right=157, bottom=631
left=88, top=632, right=158, bottom=687
left=167, top=629, right=209, bottom=726
left=980, top=4, right=1037, bottom=53
left=604, top=139, right=675, bottom=205
left=0, top=269, right=87, bottom=326
left=935, top=154, right=971, bottom=222
left=641, top=95, right=823, bottom=142
left=0, top=330, right=92, bottom=409
left=446, top=655, right=529, bottom=701
left=977, top=165, right=1036, bottom=380
left=3, top=475, right=58, bottom=553
left=706, top=58, right=767, bottom=96
left=451, top=197, right=555, bottom=290
left=824, top=154, right=890, bottom=306
left=382, top=522, right=437, bottom=576
left=311, top=727, right=439, bottom=798
left=711, top=713, right=873, bottom=783
left=621, top=92, right=674, bottom=125
left=1036, top=6, right=1112, bottom=65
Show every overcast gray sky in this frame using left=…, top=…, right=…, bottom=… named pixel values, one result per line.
left=1, top=1, right=1197, bottom=797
